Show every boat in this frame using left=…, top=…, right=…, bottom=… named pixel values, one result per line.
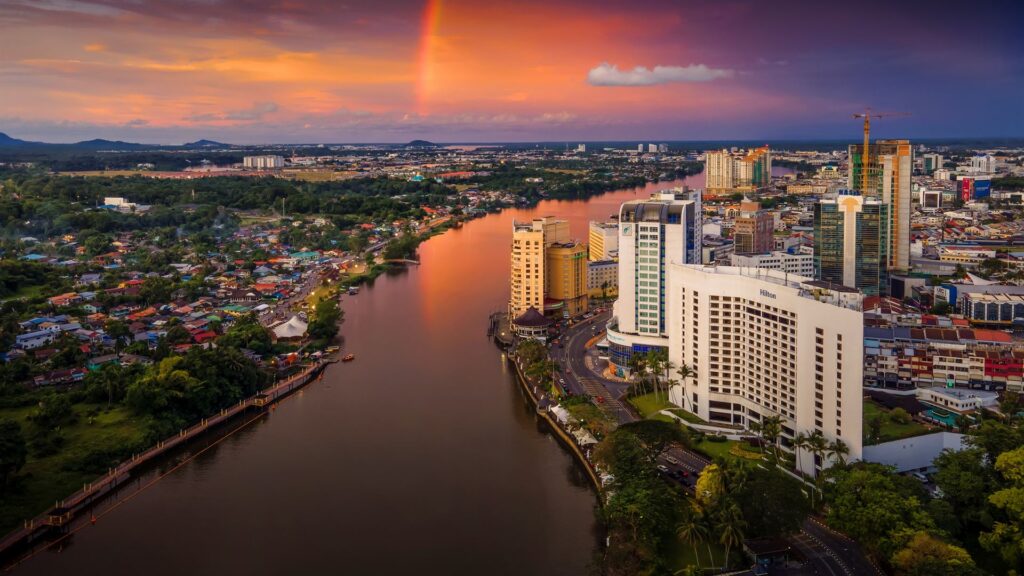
left=342, top=354, right=355, bottom=362
left=325, top=346, right=340, bottom=354
left=348, top=287, right=359, bottom=295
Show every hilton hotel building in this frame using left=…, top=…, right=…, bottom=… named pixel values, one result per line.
left=667, top=264, right=864, bottom=474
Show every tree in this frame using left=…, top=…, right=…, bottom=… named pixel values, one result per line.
left=618, top=419, right=690, bottom=463
left=716, top=502, right=746, bottom=569
left=28, top=393, right=75, bottom=431
left=890, top=407, right=912, bottom=425
left=825, top=464, right=936, bottom=559
left=675, top=363, right=694, bottom=412
left=0, top=420, right=27, bottom=489
left=969, top=420, right=1024, bottom=464
left=307, top=297, right=343, bottom=341
left=933, top=448, right=993, bottom=536
left=980, top=446, right=1024, bottom=569
left=733, top=466, right=811, bottom=537
left=792, top=432, right=809, bottom=475
left=892, top=532, right=983, bottom=576
left=677, top=508, right=710, bottom=570
left=867, top=414, right=884, bottom=444
left=105, top=319, right=131, bottom=357
left=760, top=415, right=783, bottom=463
left=827, top=438, right=850, bottom=467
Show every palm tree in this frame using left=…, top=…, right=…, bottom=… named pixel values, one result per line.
left=806, top=431, right=829, bottom=508
left=761, top=415, right=783, bottom=463
left=627, top=353, right=645, bottom=390
left=716, top=503, right=746, bottom=570
left=826, top=438, right=850, bottom=467
left=676, top=512, right=709, bottom=570
left=792, top=432, right=809, bottom=476
left=806, top=431, right=829, bottom=477
left=675, top=363, right=694, bottom=413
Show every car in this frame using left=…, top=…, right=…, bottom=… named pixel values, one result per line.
left=665, top=456, right=679, bottom=465
left=911, top=471, right=929, bottom=483
left=679, top=470, right=690, bottom=477
left=595, top=396, right=605, bottom=404
left=656, top=464, right=669, bottom=473
left=559, top=378, right=565, bottom=384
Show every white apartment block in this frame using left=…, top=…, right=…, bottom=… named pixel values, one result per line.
left=730, top=251, right=814, bottom=278
left=667, top=265, right=864, bottom=475
left=243, top=155, right=285, bottom=169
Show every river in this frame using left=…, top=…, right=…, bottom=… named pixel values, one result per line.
left=11, top=170, right=760, bottom=575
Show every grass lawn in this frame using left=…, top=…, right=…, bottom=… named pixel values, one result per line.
left=863, top=399, right=931, bottom=444
left=693, top=438, right=739, bottom=461
left=0, top=403, right=148, bottom=534
left=667, top=408, right=707, bottom=425
left=628, top=392, right=675, bottom=419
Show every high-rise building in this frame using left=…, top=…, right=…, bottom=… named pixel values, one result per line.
left=705, top=150, right=735, bottom=190
left=607, top=189, right=702, bottom=373
left=922, top=153, right=943, bottom=174
left=588, top=221, right=619, bottom=261
left=704, top=146, right=772, bottom=194
left=732, top=200, right=774, bottom=255
left=744, top=146, right=772, bottom=188
left=547, top=241, right=588, bottom=317
left=971, top=154, right=996, bottom=174
left=667, top=264, right=863, bottom=475
left=243, top=155, right=285, bottom=169
left=509, top=217, right=569, bottom=317
left=848, top=139, right=912, bottom=271
left=814, top=191, right=890, bottom=295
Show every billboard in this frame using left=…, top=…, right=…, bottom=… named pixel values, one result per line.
left=974, top=179, right=991, bottom=199
left=961, top=177, right=974, bottom=202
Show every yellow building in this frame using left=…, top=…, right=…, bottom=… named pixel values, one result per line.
left=588, top=221, right=618, bottom=261
left=509, top=217, right=569, bottom=318
left=547, top=241, right=588, bottom=317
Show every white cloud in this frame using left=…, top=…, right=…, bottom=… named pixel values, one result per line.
left=587, top=62, right=733, bottom=86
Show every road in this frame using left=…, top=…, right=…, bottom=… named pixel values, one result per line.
left=551, top=308, right=882, bottom=576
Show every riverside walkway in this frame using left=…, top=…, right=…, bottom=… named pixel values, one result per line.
left=0, top=360, right=331, bottom=559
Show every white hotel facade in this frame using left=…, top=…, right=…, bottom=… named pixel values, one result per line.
left=666, top=265, right=863, bottom=474
left=606, top=189, right=702, bottom=372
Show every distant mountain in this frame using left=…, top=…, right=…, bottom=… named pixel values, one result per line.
left=404, top=139, right=439, bottom=148
left=0, top=132, right=42, bottom=148
left=183, top=139, right=230, bottom=148
left=73, top=138, right=149, bottom=151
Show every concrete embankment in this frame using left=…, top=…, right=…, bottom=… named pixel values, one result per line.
left=509, top=356, right=604, bottom=497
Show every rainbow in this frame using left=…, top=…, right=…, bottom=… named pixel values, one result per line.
left=415, top=0, right=443, bottom=115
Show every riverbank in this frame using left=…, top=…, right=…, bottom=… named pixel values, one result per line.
left=506, top=348, right=604, bottom=497
left=0, top=359, right=333, bottom=566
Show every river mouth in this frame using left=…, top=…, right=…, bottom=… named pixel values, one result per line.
left=9, top=176, right=710, bottom=576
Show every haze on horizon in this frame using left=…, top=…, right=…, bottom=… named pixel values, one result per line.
left=1, top=0, right=1022, bottom=145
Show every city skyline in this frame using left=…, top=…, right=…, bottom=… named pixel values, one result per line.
left=1, top=0, right=1022, bottom=144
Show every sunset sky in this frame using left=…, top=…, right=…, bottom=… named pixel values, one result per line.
left=1, top=0, right=1022, bottom=144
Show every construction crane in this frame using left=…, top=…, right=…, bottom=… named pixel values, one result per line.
left=852, top=109, right=909, bottom=193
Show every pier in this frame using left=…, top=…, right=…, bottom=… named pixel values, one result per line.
left=0, top=359, right=334, bottom=560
